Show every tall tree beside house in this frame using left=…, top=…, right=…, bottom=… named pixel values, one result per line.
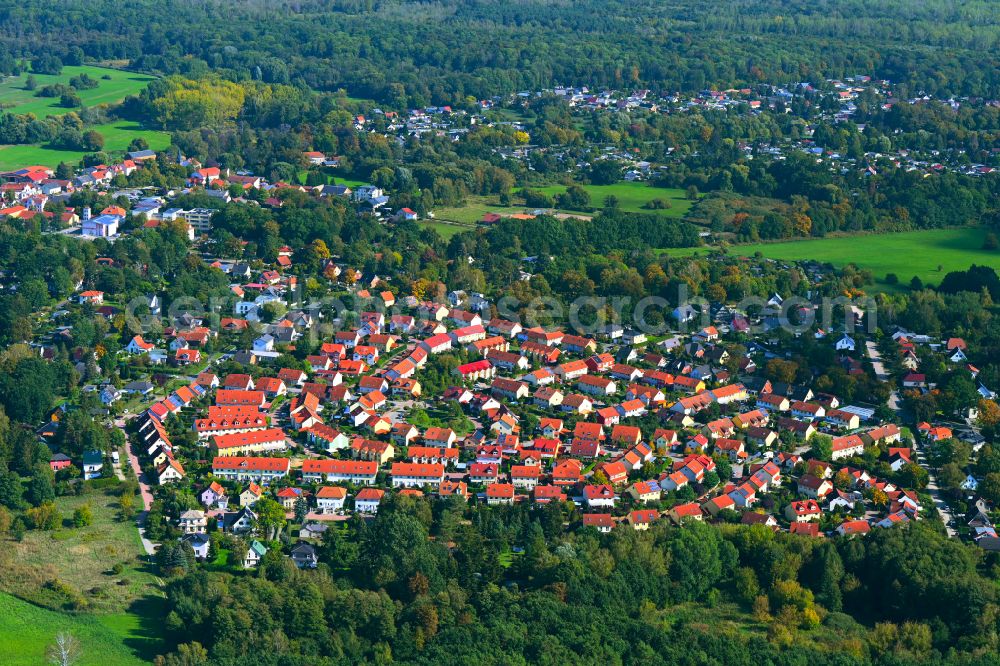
left=293, top=497, right=309, bottom=523
left=810, top=434, right=834, bottom=461
left=254, top=498, right=287, bottom=540
left=27, top=465, right=56, bottom=507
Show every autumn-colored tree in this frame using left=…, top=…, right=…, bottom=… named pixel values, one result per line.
left=977, top=399, right=1000, bottom=428
left=411, top=278, right=432, bottom=299
left=833, top=469, right=852, bottom=490
left=310, top=238, right=331, bottom=259
left=766, top=358, right=799, bottom=384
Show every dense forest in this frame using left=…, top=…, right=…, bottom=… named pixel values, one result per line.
left=1, top=0, right=1000, bottom=107
left=151, top=496, right=1000, bottom=665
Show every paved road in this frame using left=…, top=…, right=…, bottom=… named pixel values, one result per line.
left=865, top=340, right=890, bottom=381
left=914, top=441, right=957, bottom=537
left=291, top=511, right=351, bottom=522
left=123, top=426, right=158, bottom=555
left=887, top=390, right=903, bottom=413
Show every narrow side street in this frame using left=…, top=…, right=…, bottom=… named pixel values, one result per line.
left=123, top=422, right=159, bottom=555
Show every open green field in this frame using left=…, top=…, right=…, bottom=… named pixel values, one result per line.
left=434, top=197, right=597, bottom=226
left=296, top=169, right=369, bottom=188
left=661, top=228, right=1000, bottom=287
left=0, top=65, right=166, bottom=170
left=333, top=176, right=367, bottom=188
left=431, top=183, right=694, bottom=230
left=0, top=65, right=155, bottom=118
left=420, top=219, right=476, bottom=240
left=0, top=592, right=160, bottom=666
left=531, top=182, right=695, bottom=218
left=0, top=120, right=170, bottom=171
left=0, top=487, right=162, bottom=613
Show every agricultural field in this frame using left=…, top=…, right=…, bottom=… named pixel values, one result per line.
left=0, top=592, right=160, bottom=666
left=662, top=227, right=1000, bottom=288
left=0, top=485, right=162, bottom=614
left=0, top=120, right=170, bottom=171
left=0, top=65, right=155, bottom=118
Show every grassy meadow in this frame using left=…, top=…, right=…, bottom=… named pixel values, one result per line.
left=529, top=182, right=695, bottom=218
left=420, top=220, right=476, bottom=239
left=0, top=487, right=161, bottom=613
left=0, top=65, right=166, bottom=170
left=0, top=592, right=161, bottom=666
left=0, top=66, right=156, bottom=118
left=426, top=182, right=694, bottom=238
left=661, top=228, right=1000, bottom=288
left=0, top=120, right=170, bottom=171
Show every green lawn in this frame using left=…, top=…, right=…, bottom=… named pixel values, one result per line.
left=530, top=182, right=695, bottom=218
left=430, top=204, right=594, bottom=229
left=498, top=549, right=523, bottom=569
left=296, top=169, right=368, bottom=188
left=432, top=183, right=694, bottom=228
left=335, top=176, right=368, bottom=188
left=661, top=228, right=1000, bottom=288
left=0, top=120, right=170, bottom=171
left=205, top=548, right=232, bottom=572
left=0, top=66, right=155, bottom=118
left=0, top=65, right=166, bottom=170
left=0, top=487, right=162, bottom=613
left=0, top=592, right=160, bottom=666
left=434, top=198, right=509, bottom=225
left=420, top=219, right=476, bottom=240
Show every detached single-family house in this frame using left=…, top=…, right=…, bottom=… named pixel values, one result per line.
left=244, top=540, right=267, bottom=567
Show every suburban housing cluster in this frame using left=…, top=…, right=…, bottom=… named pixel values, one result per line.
left=45, top=255, right=979, bottom=569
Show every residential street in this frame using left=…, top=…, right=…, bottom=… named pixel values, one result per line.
left=123, top=421, right=158, bottom=555
left=865, top=341, right=890, bottom=382
left=869, top=340, right=955, bottom=536
left=914, top=440, right=957, bottom=537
